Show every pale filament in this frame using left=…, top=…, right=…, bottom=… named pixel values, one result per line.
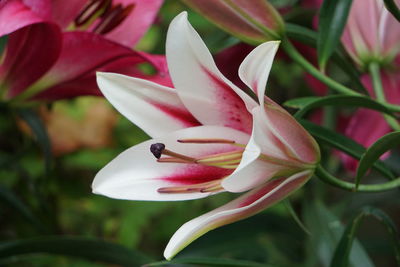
left=157, top=180, right=223, bottom=194
left=152, top=138, right=245, bottom=170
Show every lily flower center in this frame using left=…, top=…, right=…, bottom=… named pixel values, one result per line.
left=149, top=139, right=313, bottom=195
left=150, top=139, right=244, bottom=169
left=150, top=139, right=244, bottom=194
left=74, top=0, right=135, bottom=34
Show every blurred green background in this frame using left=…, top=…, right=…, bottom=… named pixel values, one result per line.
left=1, top=1, right=399, bottom=266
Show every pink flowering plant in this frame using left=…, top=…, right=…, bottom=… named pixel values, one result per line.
left=1, top=1, right=400, bottom=266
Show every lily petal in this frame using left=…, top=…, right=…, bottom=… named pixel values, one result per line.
left=342, top=108, right=390, bottom=171
left=19, top=31, right=145, bottom=99
left=164, top=170, right=312, bottom=260
left=0, top=0, right=49, bottom=36
left=0, top=23, right=62, bottom=98
left=263, top=103, right=320, bottom=164
left=104, top=0, right=164, bottom=47
left=97, top=72, right=200, bottom=137
left=166, top=12, right=257, bottom=134
left=32, top=53, right=172, bottom=101
left=92, top=125, right=249, bottom=201
left=50, top=0, right=87, bottom=29
left=238, top=41, right=280, bottom=103
left=222, top=106, right=298, bottom=192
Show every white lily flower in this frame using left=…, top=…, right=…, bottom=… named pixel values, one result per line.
left=92, top=12, right=320, bottom=260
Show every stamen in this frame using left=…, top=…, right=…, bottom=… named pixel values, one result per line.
left=196, top=151, right=243, bottom=163
left=178, top=138, right=236, bottom=144
left=162, top=149, right=196, bottom=162
left=93, top=3, right=135, bottom=34
left=157, top=180, right=223, bottom=194
left=157, top=157, right=190, bottom=164
left=75, top=0, right=111, bottom=26
left=150, top=143, right=196, bottom=162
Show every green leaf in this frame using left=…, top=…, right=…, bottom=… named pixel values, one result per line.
left=317, top=0, right=353, bottom=70
left=0, top=185, right=46, bottom=233
left=384, top=0, right=400, bottom=22
left=146, top=257, right=268, bottom=267
left=303, top=201, right=374, bottom=267
left=299, top=120, right=395, bottom=180
left=331, top=207, right=400, bottom=267
left=284, top=96, right=322, bottom=109
left=356, top=132, right=400, bottom=188
left=284, top=199, right=311, bottom=236
left=17, top=109, right=52, bottom=173
left=284, top=95, right=395, bottom=119
left=0, top=236, right=152, bottom=266
left=286, top=24, right=367, bottom=94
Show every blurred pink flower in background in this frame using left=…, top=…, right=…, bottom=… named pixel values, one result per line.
left=0, top=0, right=170, bottom=102
left=341, top=74, right=400, bottom=170
left=341, top=0, right=400, bottom=68
left=300, top=0, right=400, bottom=171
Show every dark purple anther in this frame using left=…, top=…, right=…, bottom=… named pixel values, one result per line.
left=150, top=143, right=166, bottom=159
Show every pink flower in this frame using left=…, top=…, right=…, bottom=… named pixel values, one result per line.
left=342, top=0, right=400, bottom=68
left=341, top=73, right=400, bottom=170
left=0, top=0, right=168, bottom=102
left=92, top=12, right=320, bottom=259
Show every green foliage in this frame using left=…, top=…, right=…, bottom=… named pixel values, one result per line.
left=317, top=0, right=353, bottom=70
left=1, top=1, right=400, bottom=266
left=330, top=207, right=400, bottom=267
left=356, top=132, right=400, bottom=187
left=284, top=95, right=395, bottom=119
left=0, top=236, right=153, bottom=266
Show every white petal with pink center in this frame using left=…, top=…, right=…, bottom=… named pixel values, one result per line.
left=97, top=72, right=200, bottom=138
left=222, top=106, right=310, bottom=192
left=166, top=12, right=257, bottom=134
left=92, top=125, right=249, bottom=201
left=164, top=170, right=312, bottom=259
left=93, top=11, right=321, bottom=261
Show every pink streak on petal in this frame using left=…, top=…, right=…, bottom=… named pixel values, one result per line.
left=160, top=145, right=241, bottom=185
left=161, top=165, right=233, bottom=185
left=151, top=101, right=201, bottom=128
left=203, top=68, right=253, bottom=134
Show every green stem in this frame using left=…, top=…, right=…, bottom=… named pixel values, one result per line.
left=281, top=38, right=400, bottom=113
left=281, top=38, right=359, bottom=96
left=369, top=62, right=400, bottom=131
left=315, top=165, right=400, bottom=192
